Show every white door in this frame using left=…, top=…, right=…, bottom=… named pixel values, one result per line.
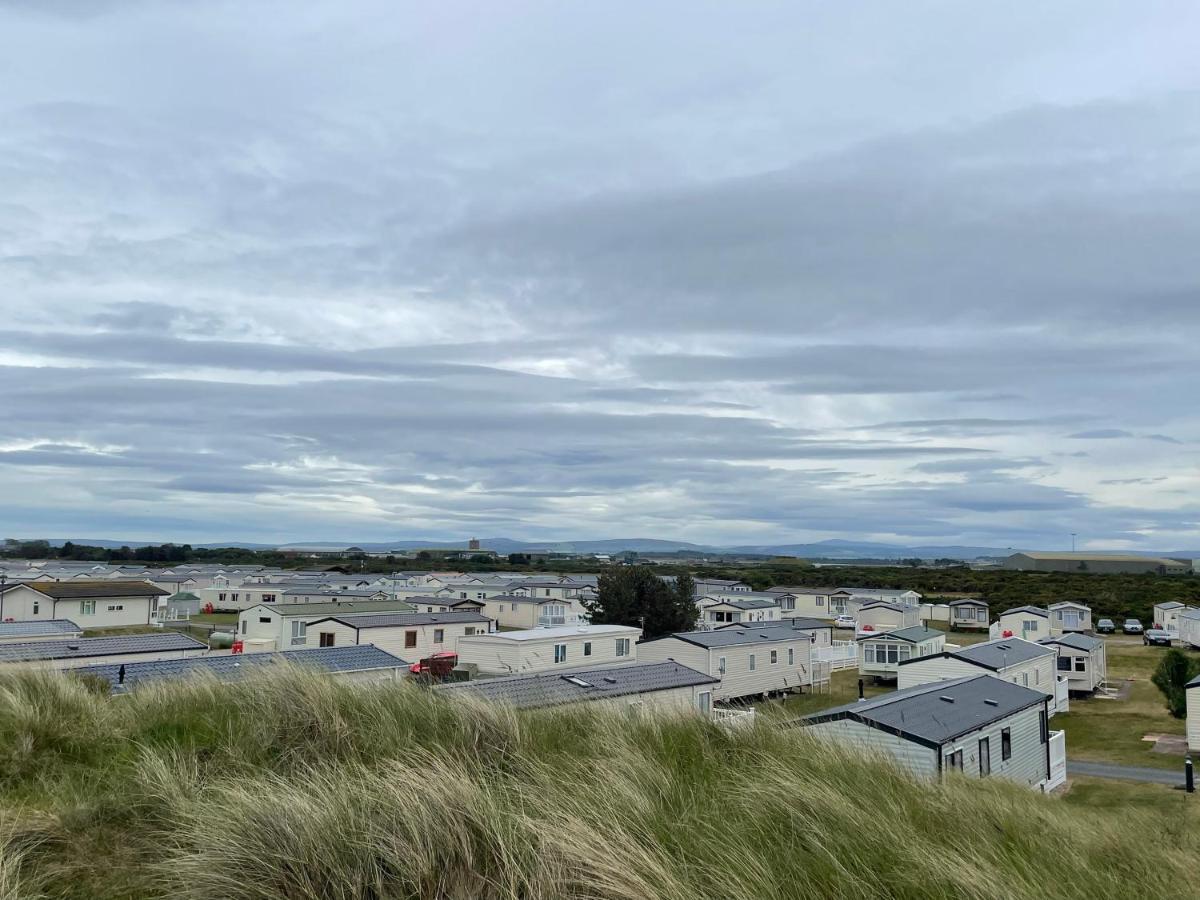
left=697, top=691, right=712, bottom=715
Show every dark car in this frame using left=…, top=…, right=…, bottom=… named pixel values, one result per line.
left=1122, top=618, right=1144, bottom=634
left=1095, top=618, right=1115, bottom=634
left=1143, top=628, right=1172, bottom=647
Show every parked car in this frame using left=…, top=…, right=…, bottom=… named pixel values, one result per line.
left=1122, top=618, right=1144, bottom=634
left=833, top=614, right=856, bottom=630
left=1095, top=618, right=1115, bottom=634
left=1143, top=628, right=1172, bottom=647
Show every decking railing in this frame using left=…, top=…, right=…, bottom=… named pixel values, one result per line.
left=813, top=640, right=857, bottom=671
left=1044, top=730, right=1067, bottom=791
left=711, top=707, right=757, bottom=730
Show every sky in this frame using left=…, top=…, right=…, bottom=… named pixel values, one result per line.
left=2, top=1, right=1200, bottom=550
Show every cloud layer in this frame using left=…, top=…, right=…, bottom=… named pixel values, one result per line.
left=1, top=1, right=1199, bottom=548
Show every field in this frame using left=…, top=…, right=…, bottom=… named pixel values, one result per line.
left=1052, top=637, right=1189, bottom=770
left=1, top=667, right=1197, bottom=900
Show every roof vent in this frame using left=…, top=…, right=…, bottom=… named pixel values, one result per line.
left=603, top=676, right=617, bottom=684
left=996, top=644, right=1010, bottom=650
left=66, top=644, right=79, bottom=651
left=939, top=695, right=955, bottom=703
left=563, top=676, right=592, bottom=687
left=983, top=699, right=999, bottom=706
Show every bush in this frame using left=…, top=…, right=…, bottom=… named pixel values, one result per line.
left=1151, top=648, right=1200, bottom=718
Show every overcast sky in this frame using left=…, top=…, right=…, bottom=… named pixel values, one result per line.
left=2, top=1, right=1200, bottom=549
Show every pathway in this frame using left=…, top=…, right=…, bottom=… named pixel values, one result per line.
left=1067, top=759, right=1186, bottom=787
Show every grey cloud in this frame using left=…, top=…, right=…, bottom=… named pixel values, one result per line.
left=0, top=2, right=1199, bottom=547
left=1067, top=429, right=1134, bottom=439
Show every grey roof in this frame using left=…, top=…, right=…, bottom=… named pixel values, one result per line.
left=245, top=599, right=415, bottom=618
left=859, top=601, right=909, bottom=612
left=797, top=675, right=1048, bottom=749
left=1155, top=601, right=1186, bottom=610
left=1039, top=633, right=1104, bottom=652
left=0, top=619, right=83, bottom=638
left=948, top=598, right=988, bottom=608
left=1000, top=605, right=1049, bottom=618
left=17, top=580, right=169, bottom=599
left=949, top=638, right=1055, bottom=669
left=1178, top=608, right=1200, bottom=621
left=715, top=617, right=832, bottom=632
left=1187, top=673, right=1200, bottom=690
left=856, top=626, right=943, bottom=644
left=308, top=611, right=491, bottom=629
left=74, top=644, right=408, bottom=689
left=705, top=597, right=778, bottom=610
left=653, top=626, right=818, bottom=649
left=0, top=631, right=207, bottom=663
left=482, top=593, right=562, bottom=605
left=437, top=661, right=717, bottom=710
left=280, top=588, right=385, bottom=598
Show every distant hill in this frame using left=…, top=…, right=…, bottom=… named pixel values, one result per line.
left=20, top=536, right=1200, bottom=561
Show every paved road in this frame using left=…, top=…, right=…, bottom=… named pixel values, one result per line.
left=1068, top=759, right=1186, bottom=786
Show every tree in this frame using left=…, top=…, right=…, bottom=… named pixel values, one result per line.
left=1151, top=648, right=1200, bottom=718
left=583, top=566, right=697, bottom=639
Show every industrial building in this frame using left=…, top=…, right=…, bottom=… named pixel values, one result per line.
left=1003, top=552, right=1191, bottom=576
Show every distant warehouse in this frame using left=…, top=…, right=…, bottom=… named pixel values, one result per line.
left=1004, top=552, right=1192, bottom=576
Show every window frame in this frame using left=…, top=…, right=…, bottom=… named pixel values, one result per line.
left=1001, top=727, right=1012, bottom=761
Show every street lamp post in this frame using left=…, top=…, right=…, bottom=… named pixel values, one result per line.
left=1071, top=533, right=1077, bottom=552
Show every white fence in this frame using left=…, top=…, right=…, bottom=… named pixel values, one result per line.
left=711, top=707, right=757, bottom=730
left=920, top=603, right=951, bottom=623
left=1054, top=675, right=1070, bottom=715
left=1043, top=730, right=1067, bottom=792
left=813, top=640, right=857, bottom=671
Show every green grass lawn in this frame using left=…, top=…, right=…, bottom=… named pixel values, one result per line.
left=188, top=612, right=238, bottom=626
left=1052, top=638, right=1189, bottom=771
left=1059, top=776, right=1191, bottom=814
left=758, top=668, right=893, bottom=719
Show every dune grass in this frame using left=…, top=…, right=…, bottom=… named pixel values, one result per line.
left=0, top=667, right=1197, bottom=900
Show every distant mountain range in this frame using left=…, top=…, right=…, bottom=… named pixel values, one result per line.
left=21, top=536, right=1200, bottom=561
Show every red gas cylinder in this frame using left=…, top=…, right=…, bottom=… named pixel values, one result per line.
left=1002, top=630, right=1013, bottom=638
left=231, top=640, right=244, bottom=655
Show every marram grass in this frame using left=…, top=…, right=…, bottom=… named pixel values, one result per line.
left=0, top=667, right=1195, bottom=900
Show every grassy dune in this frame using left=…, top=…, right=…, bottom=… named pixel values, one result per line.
left=0, top=668, right=1196, bottom=900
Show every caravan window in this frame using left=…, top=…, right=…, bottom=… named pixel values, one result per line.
left=1001, top=728, right=1012, bottom=761
left=554, top=643, right=567, bottom=663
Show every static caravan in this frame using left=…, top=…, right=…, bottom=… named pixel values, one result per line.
left=439, top=660, right=719, bottom=716
left=1038, top=633, right=1107, bottom=694
left=1179, top=609, right=1200, bottom=650
left=0, top=580, right=169, bottom=629
left=692, top=578, right=751, bottom=597
left=638, top=622, right=822, bottom=701
left=840, top=588, right=922, bottom=606
left=897, top=638, right=1065, bottom=714
left=456, top=624, right=641, bottom=676
left=857, top=626, right=945, bottom=681
left=0, top=631, right=208, bottom=671
left=237, top=599, right=417, bottom=651
left=75, top=644, right=409, bottom=691
left=304, top=611, right=493, bottom=661
left=1048, top=602, right=1092, bottom=634
left=948, top=599, right=989, bottom=631
left=1187, top=674, right=1200, bottom=753
left=718, top=616, right=835, bottom=648
left=994, top=606, right=1053, bottom=642
left=700, top=595, right=781, bottom=626
left=797, top=675, right=1062, bottom=791
left=857, top=601, right=921, bottom=633
left=1154, top=602, right=1192, bottom=634
left=399, top=595, right=488, bottom=615
left=0, top=619, right=83, bottom=643
left=767, top=587, right=859, bottom=620
left=483, top=594, right=589, bottom=629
